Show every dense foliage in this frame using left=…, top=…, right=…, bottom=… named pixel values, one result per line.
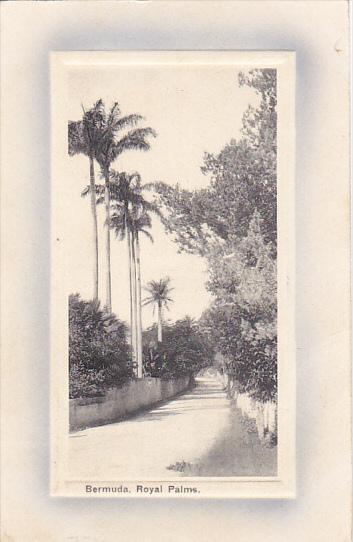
left=153, top=69, right=277, bottom=402
left=142, top=317, right=214, bottom=379
left=69, top=294, right=133, bottom=398
left=200, top=214, right=277, bottom=401
left=154, top=69, right=276, bottom=257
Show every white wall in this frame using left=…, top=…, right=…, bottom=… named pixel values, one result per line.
left=70, top=377, right=191, bottom=431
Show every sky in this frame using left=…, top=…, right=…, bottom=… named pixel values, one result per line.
left=66, top=64, right=260, bottom=328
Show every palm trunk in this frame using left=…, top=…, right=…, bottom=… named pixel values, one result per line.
left=130, top=230, right=139, bottom=376
left=135, top=232, right=143, bottom=378
left=104, top=169, right=112, bottom=313
left=157, top=302, right=162, bottom=342
left=127, top=230, right=136, bottom=370
left=89, top=156, right=99, bottom=301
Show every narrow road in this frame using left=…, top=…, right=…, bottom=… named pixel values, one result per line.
left=68, top=373, right=276, bottom=480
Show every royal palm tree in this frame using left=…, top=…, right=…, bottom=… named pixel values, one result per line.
left=68, top=100, right=105, bottom=300
left=108, top=172, right=142, bottom=371
left=110, top=171, right=152, bottom=377
left=109, top=171, right=161, bottom=377
left=143, top=278, right=174, bottom=343
left=94, top=103, right=156, bottom=314
left=132, top=213, right=154, bottom=377
left=128, top=188, right=162, bottom=376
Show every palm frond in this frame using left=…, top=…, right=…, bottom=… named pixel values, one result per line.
left=139, top=229, right=154, bottom=243
left=142, top=296, right=155, bottom=306
left=81, top=184, right=105, bottom=198
left=68, top=120, right=86, bottom=156
left=112, top=127, right=157, bottom=157
left=107, top=102, right=121, bottom=126
left=112, top=114, right=144, bottom=132
left=81, top=186, right=90, bottom=197
left=140, top=200, right=164, bottom=220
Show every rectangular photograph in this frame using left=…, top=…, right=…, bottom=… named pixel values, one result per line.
left=51, top=51, right=295, bottom=498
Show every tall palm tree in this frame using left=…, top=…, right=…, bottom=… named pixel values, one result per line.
left=109, top=171, right=160, bottom=377
left=108, top=172, right=141, bottom=371
left=94, top=103, right=156, bottom=314
left=128, top=188, right=161, bottom=376
left=143, top=278, right=174, bottom=343
left=68, top=100, right=105, bottom=301
left=132, top=213, right=153, bottom=377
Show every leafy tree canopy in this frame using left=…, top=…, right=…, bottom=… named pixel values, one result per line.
left=152, top=69, right=278, bottom=401
left=153, top=69, right=277, bottom=257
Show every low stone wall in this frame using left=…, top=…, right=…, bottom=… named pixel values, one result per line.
left=235, top=392, right=277, bottom=441
left=216, top=371, right=277, bottom=442
left=70, top=376, right=191, bottom=432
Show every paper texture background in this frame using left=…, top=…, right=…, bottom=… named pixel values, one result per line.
left=1, top=0, right=351, bottom=540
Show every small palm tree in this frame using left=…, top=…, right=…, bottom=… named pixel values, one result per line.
left=143, top=278, right=174, bottom=342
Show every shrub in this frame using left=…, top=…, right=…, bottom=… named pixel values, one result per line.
left=142, top=317, right=214, bottom=378
left=69, top=294, right=133, bottom=398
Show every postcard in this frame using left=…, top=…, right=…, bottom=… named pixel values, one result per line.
left=50, top=50, right=295, bottom=498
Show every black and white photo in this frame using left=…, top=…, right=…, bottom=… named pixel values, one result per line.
left=50, top=51, right=295, bottom=498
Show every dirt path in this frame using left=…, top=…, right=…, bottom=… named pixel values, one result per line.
left=68, top=374, right=276, bottom=480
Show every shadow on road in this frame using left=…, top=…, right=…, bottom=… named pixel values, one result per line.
left=167, top=401, right=277, bottom=477
left=122, top=382, right=227, bottom=423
